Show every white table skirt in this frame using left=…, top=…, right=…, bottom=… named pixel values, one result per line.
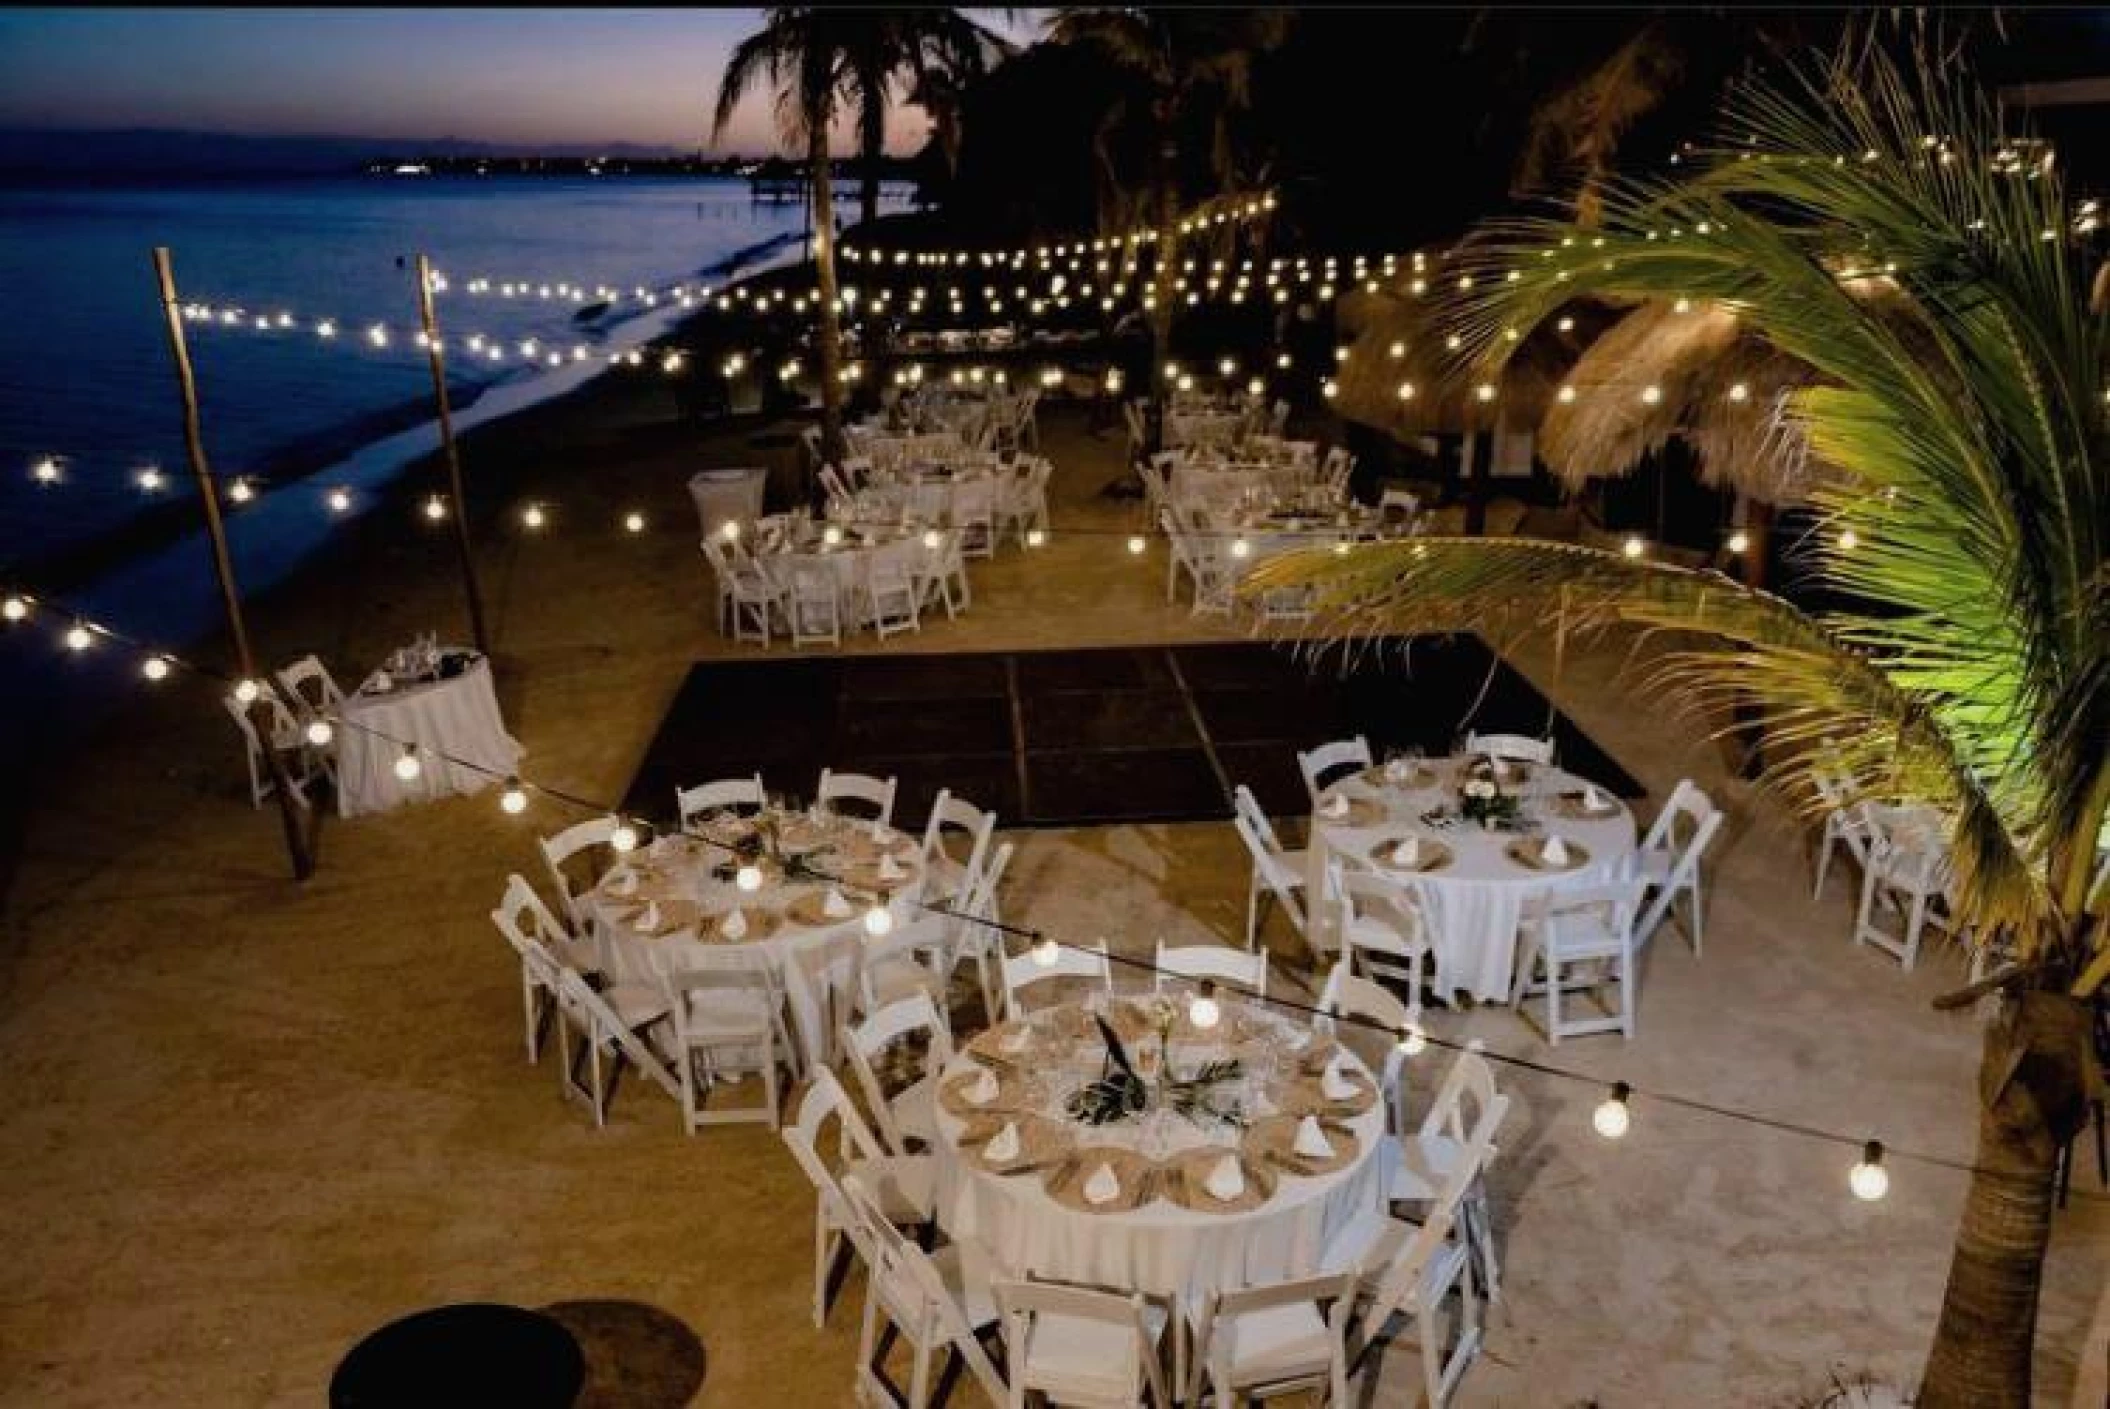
left=583, top=829, right=927, bottom=1071
left=934, top=1008, right=1388, bottom=1302
left=336, top=655, right=522, bottom=818
left=1307, top=757, right=1637, bottom=1001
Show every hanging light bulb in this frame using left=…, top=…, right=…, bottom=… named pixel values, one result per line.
left=136, top=466, right=165, bottom=492
left=521, top=503, right=546, bottom=530
left=2, top=595, right=27, bottom=622
left=1727, top=530, right=1751, bottom=555
left=65, top=623, right=93, bottom=651
left=227, top=478, right=255, bottom=504
left=864, top=899, right=894, bottom=937
left=500, top=778, right=529, bottom=814
left=1031, top=934, right=1060, bottom=967
left=233, top=678, right=261, bottom=705
left=735, top=862, right=765, bottom=893
left=609, top=821, right=639, bottom=853
left=1836, top=527, right=1859, bottom=551
left=1396, top=381, right=1417, bottom=401
left=1230, top=537, right=1252, bottom=560
left=1127, top=535, right=1147, bottom=555
left=1026, top=528, right=1047, bottom=548
left=624, top=511, right=646, bottom=534
left=423, top=495, right=447, bottom=522
left=305, top=717, right=334, bottom=747
left=921, top=529, right=942, bottom=550
left=1396, top=1021, right=1427, bottom=1057
left=1727, top=382, right=1751, bottom=403
left=1187, top=981, right=1221, bottom=1030
left=141, top=655, right=171, bottom=682
left=31, top=458, right=61, bottom=484
left=822, top=524, right=844, bottom=547
left=721, top=520, right=742, bottom=542
left=1849, top=1140, right=1889, bottom=1201
left=1640, top=384, right=1663, bottom=405
left=327, top=487, right=353, bottom=514
left=1592, top=1082, right=1633, bottom=1139
left=1474, top=383, right=1496, bottom=403
left=393, top=746, right=422, bottom=781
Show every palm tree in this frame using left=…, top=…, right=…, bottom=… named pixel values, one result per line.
left=1257, top=48, right=2104, bottom=1407
left=1047, top=8, right=1290, bottom=453
left=714, top=8, right=859, bottom=465
left=841, top=10, right=1014, bottom=228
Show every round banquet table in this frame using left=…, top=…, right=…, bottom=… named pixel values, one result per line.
left=932, top=996, right=1387, bottom=1302
left=335, top=652, right=523, bottom=818
left=1305, top=755, right=1637, bottom=1002
left=582, top=809, right=927, bottom=1071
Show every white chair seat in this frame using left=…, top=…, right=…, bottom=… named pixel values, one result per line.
left=677, top=987, right=773, bottom=1039
left=865, top=953, right=948, bottom=1010
left=1635, top=849, right=1676, bottom=883
left=926, top=1240, right=999, bottom=1329
left=1525, top=912, right=1626, bottom=962
left=1015, top=1302, right=1169, bottom=1405
left=889, top=1072, right=939, bottom=1146
left=602, top=983, right=672, bottom=1030
left=1213, top=1301, right=1334, bottom=1384
left=1346, top=915, right=1422, bottom=959
left=1325, top=1207, right=1470, bottom=1303
left=1382, top=1131, right=1471, bottom=1204
left=849, top=1151, right=936, bottom=1224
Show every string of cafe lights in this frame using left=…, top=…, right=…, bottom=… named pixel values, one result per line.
left=7, top=576, right=2087, bottom=1211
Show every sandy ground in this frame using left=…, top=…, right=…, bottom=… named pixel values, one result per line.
left=1, top=374, right=2103, bottom=1408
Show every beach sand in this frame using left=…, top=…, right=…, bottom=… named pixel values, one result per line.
left=1, top=351, right=2104, bottom=1405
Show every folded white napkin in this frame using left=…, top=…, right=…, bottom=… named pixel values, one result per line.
left=877, top=853, right=906, bottom=882
left=1583, top=784, right=1607, bottom=811
left=998, top=1026, right=1030, bottom=1055
left=1292, top=1114, right=1335, bottom=1160
left=965, top=1066, right=999, bottom=1106
left=822, top=887, right=853, bottom=919
left=1321, top=1056, right=1359, bottom=1102
left=606, top=867, right=639, bottom=897
left=634, top=901, right=661, bottom=934
left=984, top=1121, right=1020, bottom=1162
left=1083, top=1162, right=1122, bottom=1205
left=1541, top=835, right=1571, bottom=866
left=1385, top=760, right=1408, bottom=783
left=1204, top=1155, right=1246, bottom=1201
left=720, top=907, right=748, bottom=940
left=1323, top=793, right=1350, bottom=819
left=1390, top=836, right=1421, bottom=867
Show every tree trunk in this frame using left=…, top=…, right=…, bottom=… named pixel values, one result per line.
left=808, top=125, right=847, bottom=469
left=1146, top=137, right=1179, bottom=458
left=859, top=93, right=885, bottom=228
left=1463, top=431, right=1490, bottom=535
left=1918, top=989, right=2093, bottom=1408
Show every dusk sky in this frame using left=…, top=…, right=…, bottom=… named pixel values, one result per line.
left=0, top=8, right=1038, bottom=155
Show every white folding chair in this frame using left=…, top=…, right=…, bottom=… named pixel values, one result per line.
left=846, top=1172, right=1009, bottom=1409
left=1512, top=878, right=1641, bottom=1043
left=950, top=478, right=997, bottom=559
left=1000, top=938, right=1112, bottom=1019
left=1854, top=811, right=1965, bottom=970
left=920, top=787, right=995, bottom=905
left=788, top=561, right=843, bottom=648
left=841, top=991, right=955, bottom=1155
left=490, top=874, right=577, bottom=1064
left=675, top=773, right=767, bottom=831
left=856, top=914, right=955, bottom=1020
left=223, top=689, right=314, bottom=810
left=702, top=538, right=780, bottom=645
left=661, top=948, right=795, bottom=1131
left=538, top=815, right=624, bottom=935
left=1811, top=766, right=1878, bottom=901
left=1298, top=736, right=1373, bottom=802
left=1462, top=731, right=1553, bottom=765
left=945, top=841, right=1014, bottom=1026
left=1317, top=960, right=1415, bottom=1076
left=817, top=768, right=898, bottom=827
left=915, top=528, right=972, bottom=619
left=1232, top=785, right=1309, bottom=952
left=550, top=967, right=678, bottom=1128
left=1185, top=1272, right=1356, bottom=1409
left=1152, top=942, right=1269, bottom=999
left=274, top=653, right=346, bottom=716
left=1335, top=866, right=1432, bottom=1017
left=782, top=1070, right=934, bottom=1328
left=1379, top=487, right=1421, bottom=519
left=1632, top=779, right=1722, bottom=954
left=993, top=1278, right=1173, bottom=1409
left=1329, top=1207, right=1478, bottom=1408
left=866, top=539, right=924, bottom=640
left=1378, top=1044, right=1511, bottom=1305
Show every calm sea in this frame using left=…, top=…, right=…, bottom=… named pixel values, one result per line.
left=0, top=175, right=858, bottom=773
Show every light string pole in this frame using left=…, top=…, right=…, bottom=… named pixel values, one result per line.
left=413, top=252, right=492, bottom=658
left=149, top=246, right=316, bottom=881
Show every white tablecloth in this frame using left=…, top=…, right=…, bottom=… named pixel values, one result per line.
left=583, top=818, right=927, bottom=1070
left=1307, top=756, right=1637, bottom=1001
left=934, top=1000, right=1387, bottom=1301
left=336, top=654, right=522, bottom=818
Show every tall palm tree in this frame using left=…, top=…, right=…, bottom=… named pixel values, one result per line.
left=1048, top=8, right=1290, bottom=453
left=714, top=8, right=859, bottom=465
left=1258, top=48, right=2104, bottom=1408
left=842, top=9, right=1014, bottom=228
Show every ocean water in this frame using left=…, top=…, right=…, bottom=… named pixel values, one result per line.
left=0, top=175, right=859, bottom=771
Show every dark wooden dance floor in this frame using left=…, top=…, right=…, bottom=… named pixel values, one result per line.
left=622, top=636, right=1643, bottom=832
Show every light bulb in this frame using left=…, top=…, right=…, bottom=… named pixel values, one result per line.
left=141, top=655, right=171, bottom=682
left=921, top=529, right=941, bottom=550
left=721, top=520, right=741, bottom=541
left=227, top=478, right=254, bottom=504
left=1727, top=530, right=1751, bottom=555
left=305, top=719, right=334, bottom=747
left=2, top=595, right=28, bottom=622
left=233, top=678, right=261, bottom=705
left=1230, top=537, right=1251, bottom=560
left=1474, top=383, right=1496, bottom=403
left=1622, top=536, right=1646, bottom=559
left=393, top=748, right=422, bottom=781
left=609, top=822, right=639, bottom=853
left=1396, top=1022, right=1427, bottom=1056
left=1593, top=1082, right=1633, bottom=1139
left=1026, top=528, right=1047, bottom=548
left=136, top=467, right=164, bottom=492
left=423, top=496, right=447, bottom=521
left=624, top=512, right=646, bottom=534
left=735, top=863, right=764, bottom=893
left=1188, top=981, right=1221, bottom=1030
left=1333, top=540, right=1351, bottom=555
left=1127, top=535, right=1147, bottom=555
left=32, top=458, right=61, bottom=484
left=65, top=624, right=92, bottom=651
left=864, top=901, right=894, bottom=937
left=1850, top=1141, right=1889, bottom=1201
left=500, top=779, right=528, bottom=815
left=521, top=504, right=546, bottom=529
left=1640, top=385, right=1663, bottom=405
left=1727, top=382, right=1750, bottom=403
left=1396, top=382, right=1417, bottom=401
left=1557, top=385, right=1577, bottom=404
left=328, top=488, right=352, bottom=514
left=1837, top=528, right=1859, bottom=551
left=1031, top=935, right=1059, bottom=967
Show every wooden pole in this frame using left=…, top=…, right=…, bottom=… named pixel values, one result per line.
left=412, top=253, right=491, bottom=657
left=150, top=247, right=315, bottom=881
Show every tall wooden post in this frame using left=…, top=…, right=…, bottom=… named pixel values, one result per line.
left=413, top=254, right=491, bottom=657
left=151, top=247, right=315, bottom=880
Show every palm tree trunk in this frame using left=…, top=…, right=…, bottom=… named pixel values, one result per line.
left=1918, top=989, right=2092, bottom=1408
left=859, top=93, right=885, bottom=227
left=808, top=124, right=847, bottom=469
left=1146, top=137, right=1179, bottom=457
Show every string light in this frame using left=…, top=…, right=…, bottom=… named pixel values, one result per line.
left=735, top=863, right=765, bottom=893
left=609, top=821, right=639, bottom=853
left=64, top=623, right=93, bottom=651
left=423, top=496, right=447, bottom=522
left=1593, top=1081, right=1633, bottom=1138
left=32, top=458, right=61, bottom=485
left=623, top=512, right=646, bottom=534
left=1031, top=934, right=1060, bottom=967
left=327, top=488, right=353, bottom=514
left=1727, top=530, right=1751, bottom=555
left=3, top=594, right=29, bottom=622
left=1127, top=535, right=1147, bottom=555
left=305, top=717, right=335, bottom=747
left=1026, top=528, right=1048, bottom=549
left=1850, top=1141, right=1890, bottom=1201
left=140, top=655, right=171, bottom=682
left=233, top=678, right=261, bottom=705
left=1727, top=382, right=1750, bottom=403
left=1836, top=527, right=1859, bottom=551
left=1187, top=980, right=1221, bottom=1030
left=226, top=478, right=254, bottom=504
left=863, top=899, right=894, bottom=937
left=521, top=503, right=547, bottom=530
left=1396, top=1021, right=1427, bottom=1056
left=500, top=778, right=529, bottom=815
left=135, top=466, right=165, bottom=492
left=1622, top=536, right=1647, bottom=559
left=393, top=745, right=422, bottom=781
left=1640, top=385, right=1663, bottom=405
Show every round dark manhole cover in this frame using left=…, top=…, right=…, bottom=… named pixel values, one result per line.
left=330, top=1303, right=585, bottom=1408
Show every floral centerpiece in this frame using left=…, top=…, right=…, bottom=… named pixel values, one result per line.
left=705, top=808, right=839, bottom=886
left=1458, top=773, right=1524, bottom=830
left=1065, top=1000, right=1245, bottom=1129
